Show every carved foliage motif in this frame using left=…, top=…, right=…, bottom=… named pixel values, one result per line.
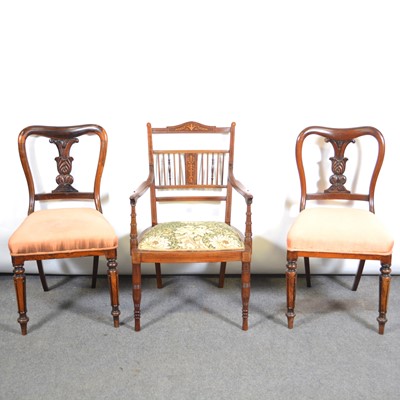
left=324, top=138, right=355, bottom=194
left=50, top=138, right=79, bottom=193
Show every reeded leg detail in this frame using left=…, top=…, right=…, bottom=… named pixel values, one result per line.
left=218, top=262, right=227, bottom=288
left=241, top=262, right=250, bottom=331
left=107, top=258, right=120, bottom=328
left=13, top=264, right=29, bottom=335
left=377, top=263, right=391, bottom=335
left=132, top=263, right=142, bottom=331
left=286, top=259, right=297, bottom=329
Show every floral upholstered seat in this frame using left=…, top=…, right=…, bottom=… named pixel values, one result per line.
left=139, top=221, right=244, bottom=251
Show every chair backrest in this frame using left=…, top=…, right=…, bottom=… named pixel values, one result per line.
left=147, top=121, right=236, bottom=225
left=296, top=126, right=385, bottom=213
left=18, top=124, right=108, bottom=215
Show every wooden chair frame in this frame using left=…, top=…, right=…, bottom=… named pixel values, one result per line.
left=130, top=121, right=253, bottom=331
left=11, top=125, right=120, bottom=335
left=286, top=126, right=392, bottom=334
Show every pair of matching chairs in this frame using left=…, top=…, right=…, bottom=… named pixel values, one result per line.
left=7, top=122, right=394, bottom=336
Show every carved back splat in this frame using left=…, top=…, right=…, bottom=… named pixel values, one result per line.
left=324, top=138, right=355, bottom=194
left=50, top=138, right=79, bottom=193
left=296, top=126, right=385, bottom=212
left=18, top=125, right=108, bottom=214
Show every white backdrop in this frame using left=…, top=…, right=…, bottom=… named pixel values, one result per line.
left=1, top=0, right=399, bottom=276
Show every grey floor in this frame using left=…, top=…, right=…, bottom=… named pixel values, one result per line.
left=0, top=273, right=399, bottom=400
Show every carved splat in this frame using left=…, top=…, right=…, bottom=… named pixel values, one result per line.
left=185, top=153, right=198, bottom=184
left=50, top=138, right=79, bottom=193
left=324, top=138, right=355, bottom=193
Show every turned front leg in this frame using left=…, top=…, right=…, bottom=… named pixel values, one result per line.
left=107, top=258, right=120, bottom=328
left=132, top=263, right=142, bottom=331
left=377, top=263, right=391, bottom=335
left=241, top=262, right=250, bottom=331
left=286, top=259, right=297, bottom=329
left=13, top=265, right=29, bottom=335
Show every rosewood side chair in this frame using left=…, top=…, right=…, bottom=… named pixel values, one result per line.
left=8, top=125, right=120, bottom=335
left=286, top=126, right=394, bottom=334
left=130, top=121, right=253, bottom=331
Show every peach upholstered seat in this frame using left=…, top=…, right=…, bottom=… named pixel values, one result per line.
left=287, top=208, right=393, bottom=256
left=9, top=208, right=117, bottom=256
left=285, top=126, right=393, bottom=335
left=9, top=125, right=120, bottom=335
left=130, top=122, right=253, bottom=332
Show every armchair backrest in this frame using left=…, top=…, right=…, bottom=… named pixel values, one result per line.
left=146, top=121, right=236, bottom=225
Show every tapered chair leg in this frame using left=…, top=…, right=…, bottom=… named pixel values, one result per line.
left=13, top=264, right=29, bottom=335
left=36, top=260, right=49, bottom=292
left=286, top=259, right=297, bottom=329
left=133, top=263, right=142, bottom=331
left=218, top=262, right=227, bottom=288
left=107, top=258, right=120, bottom=328
left=155, top=263, right=163, bottom=289
left=377, top=263, right=391, bottom=335
left=352, top=259, right=365, bottom=291
left=241, top=262, right=250, bottom=331
left=304, top=257, right=311, bottom=288
left=91, top=256, right=99, bottom=289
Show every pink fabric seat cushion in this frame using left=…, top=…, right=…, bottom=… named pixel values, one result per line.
left=287, top=207, right=393, bottom=255
left=8, top=208, right=118, bottom=256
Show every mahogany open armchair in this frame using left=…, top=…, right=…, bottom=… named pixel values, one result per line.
left=8, top=125, right=120, bottom=335
left=130, top=121, right=253, bottom=331
left=286, top=126, right=394, bottom=334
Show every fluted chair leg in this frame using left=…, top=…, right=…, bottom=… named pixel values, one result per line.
left=13, top=264, right=29, bottom=335
left=241, top=262, right=250, bottom=331
left=107, top=258, right=120, bottom=328
left=133, top=263, right=142, bottom=331
left=377, top=263, right=391, bottom=335
left=286, top=259, right=297, bottom=329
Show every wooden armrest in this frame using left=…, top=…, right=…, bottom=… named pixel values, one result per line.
left=229, top=175, right=253, bottom=205
left=130, top=176, right=153, bottom=206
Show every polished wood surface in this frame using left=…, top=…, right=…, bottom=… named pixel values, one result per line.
left=130, top=121, right=253, bottom=331
left=11, top=125, right=120, bottom=335
left=286, top=126, right=392, bottom=334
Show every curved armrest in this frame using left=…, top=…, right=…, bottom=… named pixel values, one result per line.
left=130, top=176, right=153, bottom=206
left=229, top=175, right=253, bottom=205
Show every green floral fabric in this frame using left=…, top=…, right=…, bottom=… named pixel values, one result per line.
left=138, top=221, right=244, bottom=251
